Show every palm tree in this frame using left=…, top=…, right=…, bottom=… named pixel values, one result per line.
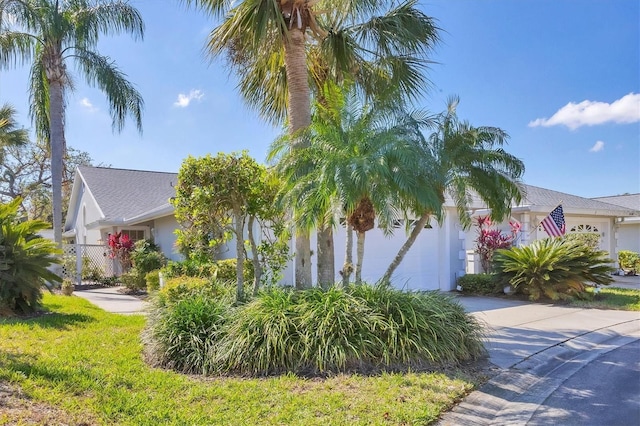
left=0, top=104, right=29, bottom=160
left=270, top=84, right=438, bottom=286
left=381, top=96, right=525, bottom=283
left=0, top=0, right=144, bottom=244
left=183, top=0, right=439, bottom=288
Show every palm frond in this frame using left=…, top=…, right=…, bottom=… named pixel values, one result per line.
left=72, top=48, right=143, bottom=133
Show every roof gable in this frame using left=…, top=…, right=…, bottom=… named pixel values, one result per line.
left=76, top=166, right=177, bottom=223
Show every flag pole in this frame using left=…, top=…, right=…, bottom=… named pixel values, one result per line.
left=527, top=200, right=563, bottom=237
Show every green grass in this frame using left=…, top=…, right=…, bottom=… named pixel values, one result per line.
left=0, top=294, right=481, bottom=425
left=568, top=286, right=640, bottom=311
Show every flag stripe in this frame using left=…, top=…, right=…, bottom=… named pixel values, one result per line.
left=540, top=205, right=566, bottom=237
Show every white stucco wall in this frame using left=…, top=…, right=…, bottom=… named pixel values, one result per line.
left=616, top=222, right=640, bottom=254
left=152, top=215, right=183, bottom=261
left=68, top=183, right=103, bottom=245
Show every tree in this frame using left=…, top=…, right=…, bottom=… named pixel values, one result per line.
left=381, top=97, right=525, bottom=283
left=183, top=0, right=439, bottom=288
left=0, top=0, right=144, bottom=245
left=172, top=152, right=284, bottom=300
left=0, top=138, right=98, bottom=222
left=0, top=104, right=29, bottom=161
left=270, top=84, right=438, bottom=286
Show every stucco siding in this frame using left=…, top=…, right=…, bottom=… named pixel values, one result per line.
left=617, top=223, right=640, bottom=253
left=153, top=215, right=183, bottom=261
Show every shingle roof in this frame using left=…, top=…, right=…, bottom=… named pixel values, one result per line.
left=518, top=184, right=638, bottom=215
left=78, top=166, right=177, bottom=222
left=592, top=193, right=640, bottom=211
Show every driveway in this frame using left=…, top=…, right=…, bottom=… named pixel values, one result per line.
left=438, top=295, right=640, bottom=425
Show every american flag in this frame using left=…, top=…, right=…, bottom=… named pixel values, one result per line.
left=540, top=205, right=566, bottom=237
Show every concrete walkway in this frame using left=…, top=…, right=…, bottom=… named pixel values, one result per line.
left=439, top=295, right=640, bottom=425
left=74, top=286, right=148, bottom=315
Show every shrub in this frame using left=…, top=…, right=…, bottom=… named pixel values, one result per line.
left=159, top=276, right=235, bottom=305
left=456, top=274, right=498, bottom=295
left=143, top=292, right=230, bottom=374
left=131, top=240, right=166, bottom=275
left=144, top=284, right=486, bottom=376
left=146, top=270, right=161, bottom=292
left=119, top=269, right=146, bottom=291
left=214, top=258, right=254, bottom=282
left=618, top=250, right=640, bottom=274
left=564, top=232, right=601, bottom=250
left=493, top=238, right=616, bottom=301
left=61, top=279, right=74, bottom=296
left=162, top=259, right=216, bottom=279
left=0, top=199, right=61, bottom=315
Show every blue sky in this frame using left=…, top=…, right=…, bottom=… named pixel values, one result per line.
left=1, top=0, right=638, bottom=198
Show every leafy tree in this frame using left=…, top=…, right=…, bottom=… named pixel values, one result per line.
left=0, top=0, right=144, bottom=244
left=182, top=0, right=439, bottom=288
left=0, top=198, right=61, bottom=316
left=0, top=139, right=98, bottom=222
left=172, top=152, right=285, bottom=300
left=382, top=97, right=525, bottom=283
left=270, top=84, right=438, bottom=286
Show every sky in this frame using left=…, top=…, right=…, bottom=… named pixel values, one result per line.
left=1, top=0, right=639, bottom=199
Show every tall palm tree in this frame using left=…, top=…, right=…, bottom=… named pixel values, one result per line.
left=270, top=84, right=439, bottom=287
left=0, top=0, right=144, bottom=244
left=183, top=0, right=439, bottom=288
left=0, top=104, right=29, bottom=160
left=381, top=96, right=525, bottom=283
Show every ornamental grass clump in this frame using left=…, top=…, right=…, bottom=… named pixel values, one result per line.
left=493, top=238, right=616, bottom=301
left=143, top=283, right=486, bottom=376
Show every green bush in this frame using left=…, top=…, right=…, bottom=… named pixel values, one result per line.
left=159, top=276, right=236, bottom=305
left=456, top=274, right=498, bottom=295
left=131, top=240, right=166, bottom=275
left=564, top=232, right=601, bottom=250
left=0, top=199, right=61, bottom=315
left=619, top=250, right=640, bottom=274
left=494, top=238, right=616, bottom=301
left=119, top=269, right=146, bottom=291
left=162, top=259, right=216, bottom=279
left=146, top=270, right=161, bottom=292
left=143, top=292, right=230, bottom=374
left=214, top=258, right=254, bottom=282
left=144, top=283, right=486, bottom=376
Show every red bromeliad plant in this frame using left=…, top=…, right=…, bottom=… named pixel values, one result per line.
left=475, top=216, right=520, bottom=272
left=108, top=232, right=134, bottom=273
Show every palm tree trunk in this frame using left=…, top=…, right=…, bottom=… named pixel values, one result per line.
left=247, top=215, right=262, bottom=296
left=355, top=231, right=365, bottom=284
left=341, top=223, right=354, bottom=286
left=234, top=209, right=245, bottom=301
left=317, top=222, right=334, bottom=289
left=382, top=211, right=430, bottom=284
left=284, top=27, right=312, bottom=289
left=48, top=79, right=65, bottom=246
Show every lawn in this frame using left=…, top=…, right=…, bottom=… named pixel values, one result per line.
left=0, top=294, right=483, bottom=425
left=567, top=286, right=640, bottom=311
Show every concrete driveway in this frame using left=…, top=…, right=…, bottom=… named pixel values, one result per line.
left=439, top=295, right=640, bottom=425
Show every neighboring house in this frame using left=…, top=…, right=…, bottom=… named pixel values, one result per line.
left=64, top=166, right=640, bottom=290
left=63, top=166, right=181, bottom=262
left=592, top=194, right=640, bottom=254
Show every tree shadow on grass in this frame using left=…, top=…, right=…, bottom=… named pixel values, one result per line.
left=0, top=311, right=96, bottom=330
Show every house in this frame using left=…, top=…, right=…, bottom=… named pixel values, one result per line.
left=64, top=166, right=640, bottom=289
left=592, top=193, right=640, bottom=254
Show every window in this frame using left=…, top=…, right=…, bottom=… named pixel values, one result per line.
left=569, top=224, right=599, bottom=233
left=120, top=229, right=146, bottom=242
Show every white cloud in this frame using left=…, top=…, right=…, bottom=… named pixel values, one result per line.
left=174, top=90, right=204, bottom=108
left=528, top=93, right=640, bottom=130
left=79, top=97, right=98, bottom=113
left=589, top=140, right=605, bottom=153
